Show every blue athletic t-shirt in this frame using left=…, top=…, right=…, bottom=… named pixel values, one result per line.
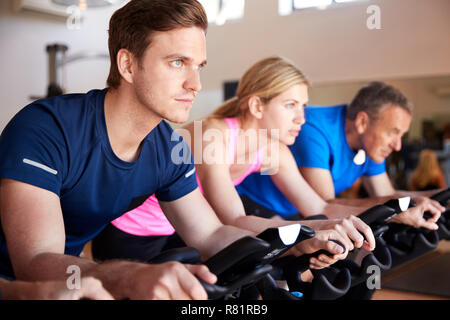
left=237, top=104, right=386, bottom=217
left=0, top=89, right=197, bottom=278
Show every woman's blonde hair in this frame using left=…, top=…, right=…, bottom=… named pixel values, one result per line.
left=409, top=149, right=445, bottom=190
left=210, top=56, right=309, bottom=119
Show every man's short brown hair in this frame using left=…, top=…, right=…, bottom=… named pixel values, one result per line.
left=106, top=0, right=208, bottom=89
left=347, top=81, right=413, bottom=121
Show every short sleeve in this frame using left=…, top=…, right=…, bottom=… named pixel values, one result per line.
left=364, top=158, right=386, bottom=177
left=0, top=105, right=66, bottom=196
left=290, top=123, right=331, bottom=170
left=154, top=129, right=198, bottom=202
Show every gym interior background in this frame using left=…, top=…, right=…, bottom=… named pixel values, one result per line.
left=0, top=0, right=449, bottom=299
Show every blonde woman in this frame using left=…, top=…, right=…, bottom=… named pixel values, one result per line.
left=93, top=57, right=375, bottom=270
left=409, top=149, right=446, bottom=191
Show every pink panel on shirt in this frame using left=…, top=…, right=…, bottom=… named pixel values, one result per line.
left=111, top=194, right=175, bottom=236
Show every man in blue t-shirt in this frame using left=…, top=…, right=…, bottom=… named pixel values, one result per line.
left=0, top=0, right=255, bottom=300
left=238, top=82, right=445, bottom=229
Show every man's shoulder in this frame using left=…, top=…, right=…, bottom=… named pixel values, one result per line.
left=1, top=89, right=106, bottom=157
left=303, top=104, right=346, bottom=134
left=11, top=89, right=104, bottom=126
left=305, top=104, right=346, bottom=120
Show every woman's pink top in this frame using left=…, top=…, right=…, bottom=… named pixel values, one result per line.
left=111, top=117, right=263, bottom=236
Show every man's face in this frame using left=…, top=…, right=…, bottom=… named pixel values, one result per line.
left=132, top=27, right=207, bottom=123
left=360, top=104, right=412, bottom=163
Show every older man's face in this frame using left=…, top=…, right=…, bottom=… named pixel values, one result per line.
left=361, top=104, right=412, bottom=163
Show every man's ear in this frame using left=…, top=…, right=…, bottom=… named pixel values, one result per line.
left=116, top=48, right=135, bottom=85
left=248, top=96, right=264, bottom=119
left=355, top=111, right=370, bottom=134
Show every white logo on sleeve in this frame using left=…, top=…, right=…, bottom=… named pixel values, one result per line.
left=185, top=168, right=196, bottom=178
left=23, top=158, right=58, bottom=175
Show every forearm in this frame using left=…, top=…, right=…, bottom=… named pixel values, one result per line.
left=0, top=277, right=26, bottom=300
left=19, top=252, right=143, bottom=299
left=327, top=189, right=440, bottom=212
left=328, top=196, right=394, bottom=208
left=321, top=202, right=366, bottom=219
left=231, top=214, right=297, bottom=234
left=233, top=214, right=325, bottom=236
left=223, top=211, right=367, bottom=238
left=393, top=189, right=439, bottom=198
left=14, top=252, right=97, bottom=282
left=0, top=278, right=45, bottom=300
left=40, top=254, right=152, bottom=300
left=352, top=189, right=439, bottom=203
left=223, top=208, right=348, bottom=234
left=192, top=224, right=255, bottom=260
left=84, top=259, right=148, bottom=299
left=290, top=191, right=366, bottom=219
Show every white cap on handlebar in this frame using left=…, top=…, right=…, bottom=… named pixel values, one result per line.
left=399, top=196, right=410, bottom=212
left=278, top=224, right=301, bottom=245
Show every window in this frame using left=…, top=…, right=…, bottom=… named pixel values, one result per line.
left=279, top=0, right=368, bottom=16
left=294, top=0, right=333, bottom=10
left=199, top=0, right=245, bottom=25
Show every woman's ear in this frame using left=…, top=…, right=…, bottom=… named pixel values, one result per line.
left=248, top=96, right=264, bottom=119
left=116, top=48, right=135, bottom=85
left=355, top=111, right=370, bottom=134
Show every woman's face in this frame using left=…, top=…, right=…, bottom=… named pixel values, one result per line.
left=260, top=84, right=308, bottom=145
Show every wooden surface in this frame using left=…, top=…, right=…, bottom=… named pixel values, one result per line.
left=372, top=240, right=450, bottom=300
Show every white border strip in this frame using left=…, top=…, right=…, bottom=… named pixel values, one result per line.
left=23, top=158, right=58, bottom=175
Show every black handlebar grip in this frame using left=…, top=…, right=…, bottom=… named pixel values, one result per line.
left=149, top=247, right=201, bottom=264
left=288, top=239, right=346, bottom=273
left=204, top=236, right=270, bottom=276
left=198, top=279, right=231, bottom=300
left=198, top=264, right=273, bottom=300
left=257, top=224, right=315, bottom=248
left=383, top=198, right=406, bottom=213
left=430, top=188, right=450, bottom=206
left=312, top=239, right=346, bottom=258
left=255, top=224, right=315, bottom=266
left=358, top=204, right=397, bottom=226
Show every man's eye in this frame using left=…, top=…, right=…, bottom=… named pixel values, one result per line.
left=390, top=130, right=398, bottom=136
left=285, top=103, right=295, bottom=109
left=170, top=60, right=183, bottom=68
